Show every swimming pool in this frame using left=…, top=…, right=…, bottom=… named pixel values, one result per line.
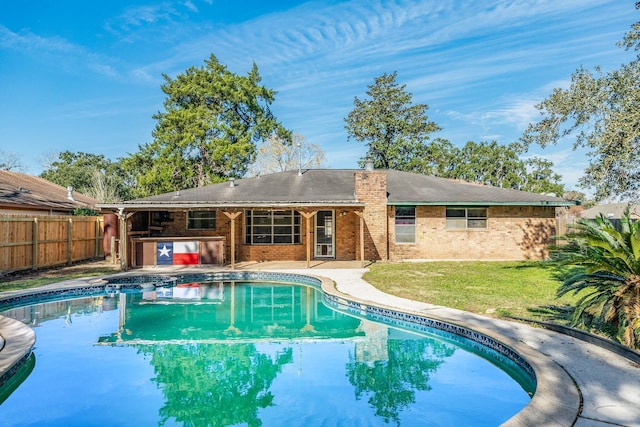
left=0, top=272, right=534, bottom=426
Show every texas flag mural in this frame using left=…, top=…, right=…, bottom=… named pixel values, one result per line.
left=156, top=241, right=200, bottom=265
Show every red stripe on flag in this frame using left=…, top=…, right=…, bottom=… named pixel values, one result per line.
left=173, top=253, right=199, bottom=265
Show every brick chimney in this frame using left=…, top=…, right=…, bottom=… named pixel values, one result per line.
left=354, top=168, right=388, bottom=261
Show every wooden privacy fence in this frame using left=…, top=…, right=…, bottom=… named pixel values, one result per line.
left=0, top=215, right=104, bottom=274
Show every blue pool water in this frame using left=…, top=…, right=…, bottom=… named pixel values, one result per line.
left=0, top=276, right=532, bottom=426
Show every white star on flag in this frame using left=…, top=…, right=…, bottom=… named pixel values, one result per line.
left=158, top=244, right=172, bottom=258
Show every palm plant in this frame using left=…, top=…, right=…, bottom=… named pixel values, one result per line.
left=554, top=206, right=640, bottom=349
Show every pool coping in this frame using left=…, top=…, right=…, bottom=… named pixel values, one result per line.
left=0, top=268, right=630, bottom=426
left=0, top=316, right=34, bottom=390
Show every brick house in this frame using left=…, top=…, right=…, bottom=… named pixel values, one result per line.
left=97, top=168, right=577, bottom=269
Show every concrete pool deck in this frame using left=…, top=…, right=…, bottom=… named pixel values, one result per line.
left=1, top=261, right=640, bottom=426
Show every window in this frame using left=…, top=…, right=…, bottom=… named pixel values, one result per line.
left=245, top=210, right=301, bottom=244
left=446, top=207, right=487, bottom=229
left=151, top=211, right=174, bottom=226
left=395, top=206, right=416, bottom=243
left=187, top=210, right=216, bottom=230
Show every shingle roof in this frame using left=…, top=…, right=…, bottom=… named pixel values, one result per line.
left=579, top=203, right=640, bottom=219
left=100, top=169, right=575, bottom=210
left=0, top=170, right=98, bottom=212
left=120, top=169, right=360, bottom=207
left=385, top=170, right=571, bottom=205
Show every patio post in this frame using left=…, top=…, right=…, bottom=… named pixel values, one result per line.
left=299, top=211, right=317, bottom=268
left=222, top=211, right=242, bottom=269
left=354, top=211, right=365, bottom=267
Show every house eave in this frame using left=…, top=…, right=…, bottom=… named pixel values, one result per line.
left=96, top=201, right=365, bottom=211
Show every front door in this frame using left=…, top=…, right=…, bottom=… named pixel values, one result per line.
left=314, top=210, right=334, bottom=258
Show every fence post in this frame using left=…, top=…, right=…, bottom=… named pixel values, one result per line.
left=67, top=217, right=73, bottom=265
left=32, top=217, right=38, bottom=270
left=94, top=217, right=100, bottom=258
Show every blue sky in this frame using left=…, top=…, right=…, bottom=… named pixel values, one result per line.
left=0, top=1, right=637, bottom=192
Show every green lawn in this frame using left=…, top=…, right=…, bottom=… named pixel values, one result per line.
left=363, top=261, right=580, bottom=323
left=0, top=262, right=119, bottom=293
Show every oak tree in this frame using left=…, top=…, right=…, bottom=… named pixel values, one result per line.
left=125, top=54, right=289, bottom=197
left=344, top=72, right=442, bottom=170
left=444, top=141, right=564, bottom=196
left=521, top=13, right=640, bottom=201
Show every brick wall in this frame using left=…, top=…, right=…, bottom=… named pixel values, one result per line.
left=335, top=211, right=358, bottom=260
left=389, top=205, right=557, bottom=260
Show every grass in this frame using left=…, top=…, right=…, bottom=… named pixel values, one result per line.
left=0, top=260, right=120, bottom=293
left=363, top=260, right=580, bottom=324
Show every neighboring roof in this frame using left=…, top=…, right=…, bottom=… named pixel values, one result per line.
left=97, top=169, right=576, bottom=210
left=579, top=202, right=640, bottom=219
left=0, top=170, right=98, bottom=212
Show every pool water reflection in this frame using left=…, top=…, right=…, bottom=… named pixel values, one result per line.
left=0, top=281, right=531, bottom=426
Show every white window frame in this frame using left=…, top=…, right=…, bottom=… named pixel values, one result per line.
left=446, top=207, right=487, bottom=230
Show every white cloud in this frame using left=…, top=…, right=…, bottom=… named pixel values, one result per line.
left=105, top=3, right=178, bottom=33
left=183, top=1, right=198, bottom=13
left=482, top=100, right=541, bottom=131
left=0, top=25, right=122, bottom=79
left=0, top=25, right=79, bottom=54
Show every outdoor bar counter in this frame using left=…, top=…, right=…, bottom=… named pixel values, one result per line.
left=131, top=236, right=224, bottom=267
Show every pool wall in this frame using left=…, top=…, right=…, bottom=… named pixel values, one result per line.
left=0, top=270, right=580, bottom=426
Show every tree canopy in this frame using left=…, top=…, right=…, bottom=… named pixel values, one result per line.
left=40, top=151, right=131, bottom=202
left=403, top=139, right=564, bottom=196
left=344, top=72, right=441, bottom=170
left=449, top=141, right=524, bottom=189
left=521, top=14, right=640, bottom=201
left=444, top=141, right=564, bottom=196
left=41, top=151, right=110, bottom=191
left=124, top=54, right=290, bottom=197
